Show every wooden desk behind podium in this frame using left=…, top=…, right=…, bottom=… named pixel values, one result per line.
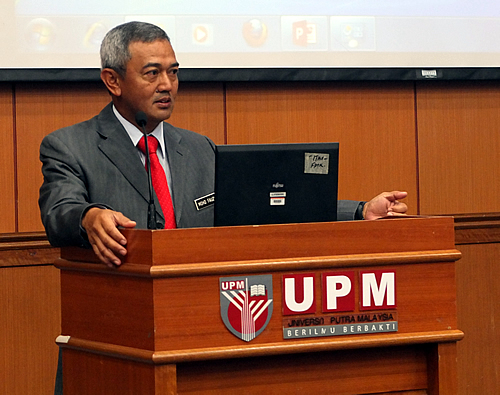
left=56, top=217, right=463, bottom=395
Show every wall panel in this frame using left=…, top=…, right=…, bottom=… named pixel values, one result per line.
left=168, top=81, right=226, bottom=144
left=454, top=214, right=500, bottom=394
left=0, top=84, right=15, bottom=232
left=0, top=264, right=61, bottom=395
left=226, top=81, right=418, bottom=210
left=455, top=243, right=500, bottom=393
left=417, top=81, right=500, bottom=215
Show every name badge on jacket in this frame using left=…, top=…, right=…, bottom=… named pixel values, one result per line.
left=194, top=192, right=215, bottom=211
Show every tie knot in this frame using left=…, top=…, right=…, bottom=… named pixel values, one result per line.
left=138, top=135, right=158, bottom=155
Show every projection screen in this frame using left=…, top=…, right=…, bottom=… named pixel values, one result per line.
left=2, top=0, right=500, bottom=81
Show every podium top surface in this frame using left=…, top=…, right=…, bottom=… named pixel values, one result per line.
left=61, top=216, right=456, bottom=268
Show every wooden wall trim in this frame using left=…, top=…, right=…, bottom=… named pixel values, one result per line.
left=453, top=213, right=500, bottom=245
left=0, top=231, right=51, bottom=250
left=0, top=231, right=59, bottom=268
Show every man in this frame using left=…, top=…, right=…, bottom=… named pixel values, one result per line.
left=39, top=21, right=407, bottom=269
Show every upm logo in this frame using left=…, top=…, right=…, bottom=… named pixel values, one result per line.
left=292, top=20, right=317, bottom=46
left=282, top=270, right=396, bottom=315
left=220, top=275, right=273, bottom=341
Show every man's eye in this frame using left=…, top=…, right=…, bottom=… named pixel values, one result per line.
left=146, top=70, right=158, bottom=76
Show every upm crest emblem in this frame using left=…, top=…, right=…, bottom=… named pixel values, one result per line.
left=220, top=275, right=273, bottom=342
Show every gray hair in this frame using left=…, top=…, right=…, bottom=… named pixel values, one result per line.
left=100, top=21, right=170, bottom=76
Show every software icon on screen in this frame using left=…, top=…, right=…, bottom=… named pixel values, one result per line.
left=292, top=20, right=317, bottom=47
left=242, top=19, right=268, bottom=47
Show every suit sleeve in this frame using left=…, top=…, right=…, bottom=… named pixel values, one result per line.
left=38, top=132, right=112, bottom=247
left=337, top=200, right=365, bottom=221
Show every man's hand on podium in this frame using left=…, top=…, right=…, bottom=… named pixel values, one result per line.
left=82, top=207, right=136, bottom=268
left=362, top=191, right=408, bottom=220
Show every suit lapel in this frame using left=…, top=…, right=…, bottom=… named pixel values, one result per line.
left=163, top=123, right=187, bottom=224
left=95, top=104, right=164, bottom=220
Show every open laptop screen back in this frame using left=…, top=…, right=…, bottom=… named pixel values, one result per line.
left=214, top=142, right=339, bottom=226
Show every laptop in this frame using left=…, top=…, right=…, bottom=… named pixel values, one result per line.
left=214, top=142, right=339, bottom=226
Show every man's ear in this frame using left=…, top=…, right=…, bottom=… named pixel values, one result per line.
left=100, top=68, right=122, bottom=97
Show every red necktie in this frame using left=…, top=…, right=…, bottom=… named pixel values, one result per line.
left=137, top=135, right=176, bottom=229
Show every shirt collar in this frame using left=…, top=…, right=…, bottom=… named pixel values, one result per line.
left=112, top=105, right=165, bottom=158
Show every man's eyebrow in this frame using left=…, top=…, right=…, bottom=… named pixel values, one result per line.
left=142, top=62, right=161, bottom=70
left=142, top=62, right=180, bottom=70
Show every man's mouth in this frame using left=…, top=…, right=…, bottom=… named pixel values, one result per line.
left=155, top=96, right=171, bottom=104
left=154, top=96, right=173, bottom=109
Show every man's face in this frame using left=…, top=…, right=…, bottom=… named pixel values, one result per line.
left=115, top=39, right=179, bottom=131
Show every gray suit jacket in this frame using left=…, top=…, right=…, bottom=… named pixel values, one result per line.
left=39, top=103, right=362, bottom=248
left=39, top=103, right=215, bottom=247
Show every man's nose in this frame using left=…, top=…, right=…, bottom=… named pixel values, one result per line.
left=156, top=72, right=174, bottom=92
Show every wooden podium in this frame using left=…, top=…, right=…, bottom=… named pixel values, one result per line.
left=56, top=217, right=463, bottom=394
